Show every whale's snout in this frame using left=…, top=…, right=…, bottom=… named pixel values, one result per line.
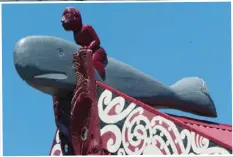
left=14, top=36, right=78, bottom=96
left=14, top=36, right=39, bottom=81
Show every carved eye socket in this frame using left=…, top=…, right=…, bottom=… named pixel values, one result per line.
left=57, top=48, right=64, bottom=56
left=81, top=127, right=88, bottom=141
left=64, top=144, right=69, bottom=153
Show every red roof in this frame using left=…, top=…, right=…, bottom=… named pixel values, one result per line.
left=97, top=81, right=232, bottom=151
left=170, top=115, right=232, bottom=150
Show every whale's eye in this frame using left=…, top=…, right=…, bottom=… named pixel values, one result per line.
left=57, top=48, right=64, bottom=56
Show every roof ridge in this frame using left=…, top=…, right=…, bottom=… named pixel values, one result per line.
left=97, top=81, right=232, bottom=150
left=167, top=114, right=232, bottom=130
left=184, top=121, right=232, bottom=132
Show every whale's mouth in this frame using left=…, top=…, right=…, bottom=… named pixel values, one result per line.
left=34, top=73, right=67, bottom=80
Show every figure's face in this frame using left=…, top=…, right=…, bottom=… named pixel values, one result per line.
left=61, top=8, right=82, bottom=31
left=62, top=11, right=74, bottom=23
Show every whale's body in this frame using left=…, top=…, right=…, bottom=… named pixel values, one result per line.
left=14, top=36, right=217, bottom=117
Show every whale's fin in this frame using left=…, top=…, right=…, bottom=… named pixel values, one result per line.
left=170, top=77, right=217, bottom=117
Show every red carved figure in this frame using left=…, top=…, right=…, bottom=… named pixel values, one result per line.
left=61, top=7, right=108, bottom=79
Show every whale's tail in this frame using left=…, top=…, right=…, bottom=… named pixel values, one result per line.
left=170, top=77, right=217, bottom=117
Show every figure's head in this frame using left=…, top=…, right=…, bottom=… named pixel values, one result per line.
left=61, top=7, right=83, bottom=31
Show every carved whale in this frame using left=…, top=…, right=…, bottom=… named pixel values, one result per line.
left=14, top=36, right=217, bottom=117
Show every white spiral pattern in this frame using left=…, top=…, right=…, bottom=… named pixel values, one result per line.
left=50, top=89, right=231, bottom=155
left=50, top=131, right=62, bottom=156
left=97, top=89, right=231, bottom=155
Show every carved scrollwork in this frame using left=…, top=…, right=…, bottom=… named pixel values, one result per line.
left=50, top=131, right=62, bottom=156
left=98, top=89, right=231, bottom=155
left=50, top=89, right=231, bottom=155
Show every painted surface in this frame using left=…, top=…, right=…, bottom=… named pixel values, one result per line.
left=14, top=36, right=217, bottom=117
left=3, top=3, right=231, bottom=155
left=49, top=83, right=232, bottom=155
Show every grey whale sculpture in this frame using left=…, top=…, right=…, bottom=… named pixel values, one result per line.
left=14, top=36, right=217, bottom=117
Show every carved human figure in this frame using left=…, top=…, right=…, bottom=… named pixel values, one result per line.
left=61, top=7, right=108, bottom=79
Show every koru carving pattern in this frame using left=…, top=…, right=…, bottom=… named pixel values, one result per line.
left=50, top=86, right=232, bottom=155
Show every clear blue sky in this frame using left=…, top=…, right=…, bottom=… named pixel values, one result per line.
left=2, top=2, right=232, bottom=156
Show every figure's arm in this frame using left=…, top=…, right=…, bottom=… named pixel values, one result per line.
left=84, top=25, right=101, bottom=51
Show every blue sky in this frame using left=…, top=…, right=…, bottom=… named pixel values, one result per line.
left=2, top=2, right=232, bottom=156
